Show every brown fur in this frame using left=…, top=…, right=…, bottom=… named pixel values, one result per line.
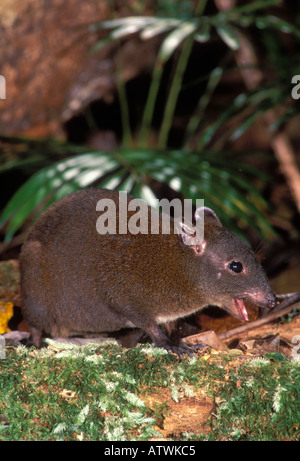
left=20, top=189, right=275, bottom=352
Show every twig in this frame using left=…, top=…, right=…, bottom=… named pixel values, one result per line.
left=270, top=132, right=300, bottom=212
left=271, top=291, right=300, bottom=312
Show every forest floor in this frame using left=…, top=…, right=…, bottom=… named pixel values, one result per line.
left=0, top=259, right=299, bottom=441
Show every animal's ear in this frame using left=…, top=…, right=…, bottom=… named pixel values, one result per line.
left=176, top=220, right=206, bottom=255
left=194, top=206, right=222, bottom=228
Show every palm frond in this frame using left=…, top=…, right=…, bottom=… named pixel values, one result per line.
left=0, top=147, right=275, bottom=242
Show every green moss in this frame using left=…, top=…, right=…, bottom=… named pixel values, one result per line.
left=0, top=340, right=299, bottom=440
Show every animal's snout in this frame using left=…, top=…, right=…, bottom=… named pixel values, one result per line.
left=266, top=293, right=277, bottom=309
left=247, top=290, right=276, bottom=310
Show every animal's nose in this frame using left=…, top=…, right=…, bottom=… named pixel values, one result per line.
left=266, top=293, right=277, bottom=309
left=253, top=291, right=277, bottom=310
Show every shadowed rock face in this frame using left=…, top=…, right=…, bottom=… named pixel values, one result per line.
left=0, top=0, right=160, bottom=137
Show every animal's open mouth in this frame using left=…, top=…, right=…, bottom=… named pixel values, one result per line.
left=231, top=292, right=276, bottom=322
left=234, top=298, right=249, bottom=322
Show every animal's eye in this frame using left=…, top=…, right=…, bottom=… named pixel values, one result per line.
left=228, top=260, right=243, bottom=274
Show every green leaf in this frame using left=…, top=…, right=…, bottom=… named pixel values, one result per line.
left=158, top=21, right=197, bottom=63
left=194, top=19, right=210, bottom=43
left=0, top=149, right=275, bottom=243
left=91, top=17, right=155, bottom=30
left=158, top=33, right=195, bottom=148
left=216, top=24, right=240, bottom=50
left=255, top=15, right=300, bottom=37
left=184, top=66, right=223, bottom=146
left=0, top=152, right=119, bottom=239
left=228, top=0, right=281, bottom=15
left=111, top=23, right=146, bottom=39
left=140, top=19, right=179, bottom=40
